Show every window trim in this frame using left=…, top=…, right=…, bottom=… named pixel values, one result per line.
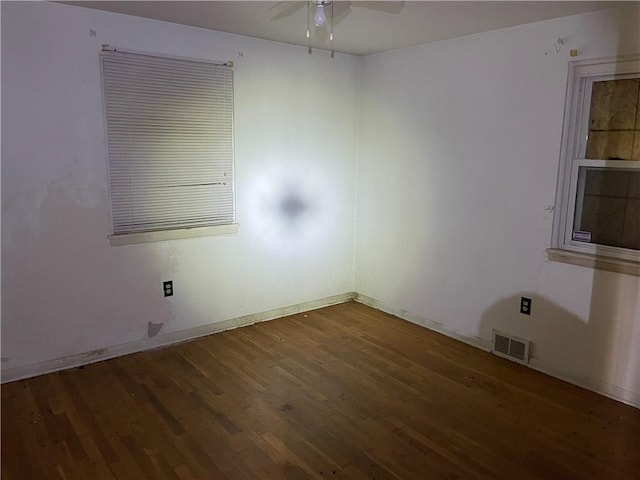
left=551, top=55, right=640, bottom=271
left=109, top=224, right=239, bottom=247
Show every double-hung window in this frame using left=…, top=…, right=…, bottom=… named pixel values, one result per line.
left=551, top=55, right=640, bottom=274
left=101, top=49, right=236, bottom=245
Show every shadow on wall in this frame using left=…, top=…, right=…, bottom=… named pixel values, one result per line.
left=587, top=260, right=639, bottom=401
left=479, top=279, right=638, bottom=403
left=278, top=184, right=311, bottom=228
left=479, top=295, right=590, bottom=378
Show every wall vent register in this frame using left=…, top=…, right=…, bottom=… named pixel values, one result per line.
left=492, top=330, right=530, bottom=365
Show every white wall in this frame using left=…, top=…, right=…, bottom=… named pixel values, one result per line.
left=1, top=2, right=360, bottom=371
left=3, top=2, right=639, bottom=408
left=355, top=4, right=640, bottom=406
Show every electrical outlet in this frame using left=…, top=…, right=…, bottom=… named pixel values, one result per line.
left=520, top=297, right=531, bottom=315
left=163, top=281, right=173, bottom=297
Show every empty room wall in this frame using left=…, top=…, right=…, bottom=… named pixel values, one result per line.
left=1, top=1, right=360, bottom=376
left=355, top=4, right=640, bottom=406
left=3, top=1, right=639, bottom=409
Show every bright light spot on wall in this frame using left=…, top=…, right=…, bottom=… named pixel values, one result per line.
left=244, top=160, right=336, bottom=256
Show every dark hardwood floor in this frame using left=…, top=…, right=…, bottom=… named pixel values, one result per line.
left=2, top=301, right=639, bottom=479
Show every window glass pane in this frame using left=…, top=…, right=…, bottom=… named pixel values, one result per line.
left=573, top=168, right=640, bottom=250
left=585, top=79, right=640, bottom=160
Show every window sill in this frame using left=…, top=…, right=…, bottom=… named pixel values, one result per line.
left=109, top=224, right=239, bottom=246
left=546, top=248, right=640, bottom=277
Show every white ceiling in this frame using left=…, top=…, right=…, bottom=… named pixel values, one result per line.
left=64, top=1, right=635, bottom=56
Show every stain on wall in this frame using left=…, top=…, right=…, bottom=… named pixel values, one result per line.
left=147, top=322, right=164, bottom=338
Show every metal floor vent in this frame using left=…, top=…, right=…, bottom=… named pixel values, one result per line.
left=492, top=330, right=530, bottom=365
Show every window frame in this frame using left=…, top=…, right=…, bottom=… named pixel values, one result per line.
left=99, top=47, right=238, bottom=246
left=551, top=55, right=640, bottom=268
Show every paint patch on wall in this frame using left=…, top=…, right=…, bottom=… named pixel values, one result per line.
left=148, top=321, right=164, bottom=338
left=1, top=357, right=10, bottom=363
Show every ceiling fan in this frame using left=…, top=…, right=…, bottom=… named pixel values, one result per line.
left=270, top=1, right=404, bottom=45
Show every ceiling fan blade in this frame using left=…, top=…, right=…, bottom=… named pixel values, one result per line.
left=353, top=1, right=405, bottom=15
left=269, top=1, right=306, bottom=21
left=331, top=4, right=352, bottom=28
left=330, top=2, right=353, bottom=18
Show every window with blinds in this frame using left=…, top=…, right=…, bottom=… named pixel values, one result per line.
left=100, top=50, right=235, bottom=242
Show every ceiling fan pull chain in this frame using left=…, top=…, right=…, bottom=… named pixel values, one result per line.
left=330, top=0, right=334, bottom=57
left=306, top=0, right=310, bottom=38
left=330, top=0, right=334, bottom=41
left=307, top=0, right=312, bottom=54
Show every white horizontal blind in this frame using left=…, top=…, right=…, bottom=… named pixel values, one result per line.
left=101, top=51, right=234, bottom=235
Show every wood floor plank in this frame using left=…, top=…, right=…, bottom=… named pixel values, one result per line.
left=3, top=301, right=640, bottom=479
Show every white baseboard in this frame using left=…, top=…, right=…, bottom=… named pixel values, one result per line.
left=354, top=294, right=639, bottom=409
left=527, top=360, right=640, bottom=409
left=354, top=293, right=492, bottom=351
left=1, top=292, right=356, bottom=384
